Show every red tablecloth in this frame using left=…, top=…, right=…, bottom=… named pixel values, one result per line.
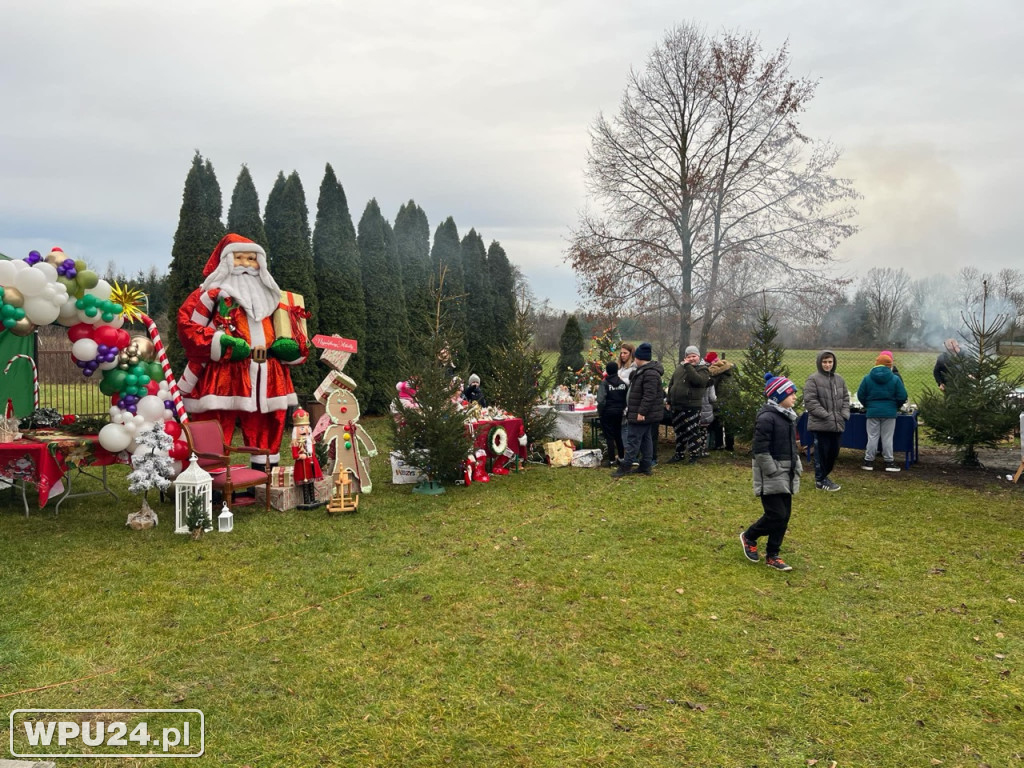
left=0, top=431, right=124, bottom=507
left=470, top=418, right=527, bottom=460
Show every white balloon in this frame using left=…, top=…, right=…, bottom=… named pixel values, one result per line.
left=172, top=460, right=184, bottom=477
left=164, top=409, right=175, bottom=420
left=109, top=406, right=121, bottom=419
left=98, top=422, right=132, bottom=452
left=10, top=260, right=28, bottom=272
left=98, top=359, right=119, bottom=371
left=127, top=438, right=138, bottom=453
left=33, top=262, right=58, bottom=282
left=134, top=414, right=147, bottom=426
left=76, top=308, right=104, bottom=325
left=106, top=314, right=125, bottom=329
left=23, top=296, right=61, bottom=325
left=56, top=296, right=79, bottom=325
left=0, top=260, right=16, bottom=286
left=87, top=278, right=113, bottom=302
left=14, top=267, right=47, bottom=297
left=71, top=338, right=99, bottom=362
left=122, top=420, right=139, bottom=435
left=136, top=395, right=166, bottom=422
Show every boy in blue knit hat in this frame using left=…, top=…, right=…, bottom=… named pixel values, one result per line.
left=739, top=373, right=803, bottom=571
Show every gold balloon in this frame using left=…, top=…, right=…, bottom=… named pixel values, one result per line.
left=3, top=287, right=24, bottom=308
left=45, top=253, right=61, bottom=266
left=9, top=317, right=36, bottom=336
left=131, top=336, right=157, bottom=362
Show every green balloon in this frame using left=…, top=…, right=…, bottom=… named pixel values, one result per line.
left=0, top=304, right=13, bottom=318
left=106, top=369, right=127, bottom=390
left=84, top=306, right=98, bottom=318
left=74, top=260, right=88, bottom=272
left=2, top=318, right=14, bottom=329
left=78, top=270, right=99, bottom=290
left=138, top=375, right=150, bottom=386
left=99, top=377, right=118, bottom=396
left=147, top=362, right=163, bottom=380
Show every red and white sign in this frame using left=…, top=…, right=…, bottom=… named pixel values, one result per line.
left=312, top=335, right=358, bottom=353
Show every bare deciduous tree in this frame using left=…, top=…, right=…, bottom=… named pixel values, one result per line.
left=567, top=23, right=858, bottom=359
left=860, top=267, right=911, bottom=343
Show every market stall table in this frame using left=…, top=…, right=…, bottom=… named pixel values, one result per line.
left=0, top=431, right=125, bottom=516
left=533, top=406, right=600, bottom=445
left=797, top=411, right=919, bottom=469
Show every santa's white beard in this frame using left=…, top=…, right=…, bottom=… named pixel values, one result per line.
left=202, top=264, right=281, bottom=321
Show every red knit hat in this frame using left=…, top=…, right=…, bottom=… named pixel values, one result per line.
left=202, top=233, right=266, bottom=277
left=704, top=351, right=719, bottom=364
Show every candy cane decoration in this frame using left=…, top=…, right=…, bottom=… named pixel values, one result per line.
left=140, top=313, right=188, bottom=424
left=4, top=354, right=39, bottom=409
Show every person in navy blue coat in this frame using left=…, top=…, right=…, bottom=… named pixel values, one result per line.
left=856, top=353, right=908, bottom=472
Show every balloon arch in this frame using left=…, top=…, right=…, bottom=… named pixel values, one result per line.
left=0, top=248, right=189, bottom=469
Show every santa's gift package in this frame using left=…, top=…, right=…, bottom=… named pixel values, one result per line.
left=256, top=476, right=332, bottom=511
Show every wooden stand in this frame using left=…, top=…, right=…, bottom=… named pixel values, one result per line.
left=326, top=468, right=359, bottom=513
left=1014, top=459, right=1024, bottom=484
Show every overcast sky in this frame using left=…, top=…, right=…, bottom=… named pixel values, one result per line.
left=1, top=0, right=1020, bottom=310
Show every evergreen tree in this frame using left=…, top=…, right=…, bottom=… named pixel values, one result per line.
left=126, top=423, right=175, bottom=519
left=919, top=284, right=1024, bottom=466
left=226, top=165, right=268, bottom=250
left=487, top=240, right=517, bottom=349
left=167, top=151, right=226, bottom=372
left=488, top=302, right=556, bottom=453
left=312, top=163, right=366, bottom=382
left=358, top=199, right=408, bottom=414
left=460, top=229, right=495, bottom=378
left=394, top=201, right=432, bottom=343
left=391, top=285, right=475, bottom=490
left=555, top=315, right=586, bottom=387
left=381, top=217, right=411, bottom=342
left=264, top=170, right=319, bottom=395
left=430, top=217, right=466, bottom=336
left=728, top=304, right=792, bottom=444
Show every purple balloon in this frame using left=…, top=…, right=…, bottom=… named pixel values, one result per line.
left=164, top=400, right=173, bottom=410
left=97, top=344, right=108, bottom=353
left=127, top=405, right=137, bottom=414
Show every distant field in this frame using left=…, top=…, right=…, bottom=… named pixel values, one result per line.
left=543, top=348, right=1024, bottom=405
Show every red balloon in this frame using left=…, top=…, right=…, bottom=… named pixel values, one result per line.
left=163, top=421, right=182, bottom=440
left=169, top=439, right=190, bottom=460
left=146, top=380, right=160, bottom=395
left=111, top=394, right=120, bottom=406
left=93, top=324, right=119, bottom=347
left=68, top=323, right=94, bottom=342
left=115, top=329, right=131, bottom=347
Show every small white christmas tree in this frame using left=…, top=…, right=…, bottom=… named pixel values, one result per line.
left=125, top=422, right=175, bottom=528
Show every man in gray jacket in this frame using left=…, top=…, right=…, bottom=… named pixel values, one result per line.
left=803, top=350, right=850, bottom=491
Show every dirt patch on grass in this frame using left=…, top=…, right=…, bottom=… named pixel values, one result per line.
left=910, top=444, right=1022, bottom=491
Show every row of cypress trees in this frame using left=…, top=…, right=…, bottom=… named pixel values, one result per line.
left=166, top=152, right=519, bottom=414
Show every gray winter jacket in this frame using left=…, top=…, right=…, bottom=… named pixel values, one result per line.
left=803, top=350, right=850, bottom=433
left=752, top=402, right=803, bottom=496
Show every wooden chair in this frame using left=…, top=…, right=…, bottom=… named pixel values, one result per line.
left=182, top=420, right=272, bottom=510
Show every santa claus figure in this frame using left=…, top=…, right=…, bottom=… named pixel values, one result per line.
left=177, top=234, right=309, bottom=484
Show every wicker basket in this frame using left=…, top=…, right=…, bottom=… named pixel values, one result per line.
left=0, top=417, right=21, bottom=442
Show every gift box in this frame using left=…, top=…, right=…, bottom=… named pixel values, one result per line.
left=256, top=477, right=331, bottom=511
left=570, top=448, right=603, bottom=468
left=270, top=466, right=294, bottom=488
left=273, top=290, right=308, bottom=342
left=390, top=451, right=426, bottom=485
left=320, top=347, right=351, bottom=373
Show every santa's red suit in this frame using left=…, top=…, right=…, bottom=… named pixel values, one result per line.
left=177, top=234, right=309, bottom=466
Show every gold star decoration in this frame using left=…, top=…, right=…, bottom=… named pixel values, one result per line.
left=110, top=281, right=147, bottom=322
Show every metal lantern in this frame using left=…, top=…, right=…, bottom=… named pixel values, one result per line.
left=175, top=453, right=213, bottom=534
left=217, top=501, right=234, bottom=533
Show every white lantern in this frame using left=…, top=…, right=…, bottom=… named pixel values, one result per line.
left=175, top=454, right=213, bottom=534
left=217, top=501, right=234, bottom=533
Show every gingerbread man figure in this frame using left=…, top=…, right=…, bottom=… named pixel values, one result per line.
left=323, top=385, right=377, bottom=494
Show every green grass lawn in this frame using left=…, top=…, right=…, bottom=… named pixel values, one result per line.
left=1, top=418, right=1023, bottom=766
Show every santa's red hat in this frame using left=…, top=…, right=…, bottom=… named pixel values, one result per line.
left=202, top=234, right=267, bottom=277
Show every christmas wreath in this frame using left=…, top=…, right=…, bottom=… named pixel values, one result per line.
left=487, top=425, right=508, bottom=457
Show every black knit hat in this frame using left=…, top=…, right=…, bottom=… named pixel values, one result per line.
left=606, top=361, right=619, bottom=375
left=635, top=342, right=653, bottom=361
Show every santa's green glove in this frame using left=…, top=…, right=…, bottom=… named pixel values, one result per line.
left=220, top=335, right=251, bottom=361
left=268, top=338, right=301, bottom=362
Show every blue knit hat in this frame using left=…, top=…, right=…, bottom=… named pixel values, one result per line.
left=764, top=372, right=797, bottom=402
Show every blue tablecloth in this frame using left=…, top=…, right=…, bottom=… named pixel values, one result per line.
left=797, top=411, right=918, bottom=469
